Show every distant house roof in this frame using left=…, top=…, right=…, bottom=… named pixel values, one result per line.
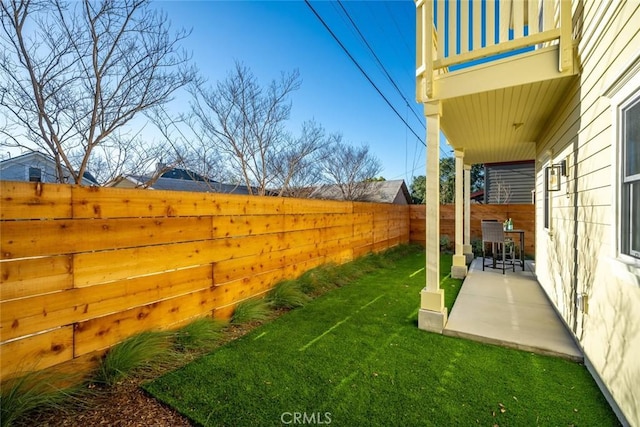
left=310, top=179, right=411, bottom=204
left=0, top=151, right=98, bottom=185
left=160, top=168, right=208, bottom=182
left=470, top=189, right=484, bottom=203
left=113, top=169, right=258, bottom=195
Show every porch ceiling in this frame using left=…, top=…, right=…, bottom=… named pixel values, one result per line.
left=440, top=75, right=576, bottom=165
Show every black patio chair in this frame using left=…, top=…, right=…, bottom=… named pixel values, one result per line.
left=481, top=220, right=515, bottom=274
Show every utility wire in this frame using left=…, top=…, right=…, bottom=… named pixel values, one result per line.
left=384, top=1, right=414, bottom=61
left=304, top=0, right=425, bottom=146
left=337, top=0, right=424, bottom=129
left=351, top=0, right=449, bottom=160
left=349, top=1, right=449, bottom=162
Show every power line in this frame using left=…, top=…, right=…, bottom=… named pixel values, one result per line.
left=363, top=2, right=417, bottom=90
left=336, top=0, right=424, bottom=129
left=304, top=0, right=425, bottom=146
left=384, top=1, right=414, bottom=61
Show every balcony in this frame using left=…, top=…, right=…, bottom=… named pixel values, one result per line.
left=415, top=0, right=578, bottom=164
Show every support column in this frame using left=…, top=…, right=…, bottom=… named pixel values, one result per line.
left=451, top=150, right=467, bottom=279
left=419, top=101, right=447, bottom=333
left=463, top=164, right=474, bottom=264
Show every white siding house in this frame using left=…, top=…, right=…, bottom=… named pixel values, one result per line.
left=415, top=1, right=639, bottom=424
left=535, top=2, right=639, bottom=425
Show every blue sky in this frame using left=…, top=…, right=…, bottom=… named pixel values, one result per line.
left=154, top=0, right=449, bottom=183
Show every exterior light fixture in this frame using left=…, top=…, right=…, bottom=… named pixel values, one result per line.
left=546, top=160, right=567, bottom=191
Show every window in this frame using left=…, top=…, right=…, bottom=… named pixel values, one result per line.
left=544, top=165, right=550, bottom=229
left=28, top=167, right=42, bottom=182
left=604, top=57, right=640, bottom=264
left=621, top=96, right=640, bottom=258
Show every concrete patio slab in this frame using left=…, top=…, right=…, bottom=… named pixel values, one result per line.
left=444, top=258, right=583, bottom=362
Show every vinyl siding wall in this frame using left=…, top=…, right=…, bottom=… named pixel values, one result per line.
left=0, top=154, right=95, bottom=185
left=1, top=159, right=59, bottom=183
left=484, top=161, right=535, bottom=204
left=535, top=1, right=640, bottom=425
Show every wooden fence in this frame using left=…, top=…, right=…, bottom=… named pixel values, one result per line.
left=0, top=181, right=409, bottom=381
left=410, top=204, right=535, bottom=256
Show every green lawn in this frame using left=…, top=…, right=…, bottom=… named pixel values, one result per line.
left=144, top=249, right=618, bottom=426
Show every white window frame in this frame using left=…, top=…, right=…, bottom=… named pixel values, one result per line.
left=621, top=97, right=640, bottom=259
left=543, top=160, right=551, bottom=231
left=604, top=53, right=640, bottom=269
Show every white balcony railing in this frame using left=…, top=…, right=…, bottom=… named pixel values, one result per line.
left=417, top=0, right=573, bottom=100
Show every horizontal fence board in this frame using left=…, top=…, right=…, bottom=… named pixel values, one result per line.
left=322, top=224, right=354, bottom=242
left=214, top=234, right=289, bottom=261
left=0, top=327, right=73, bottom=381
left=217, top=195, right=285, bottom=216
left=285, top=255, right=329, bottom=278
left=353, top=244, right=374, bottom=258
left=0, top=181, right=72, bottom=220
left=283, top=213, right=325, bottom=232
left=214, top=251, right=284, bottom=285
left=1, top=266, right=212, bottom=342
left=72, top=185, right=216, bottom=218
left=212, top=305, right=236, bottom=320
left=213, top=242, right=331, bottom=286
left=72, top=186, right=287, bottom=219
left=352, top=203, right=379, bottom=214
left=282, top=198, right=352, bottom=214
left=1, top=217, right=213, bottom=260
left=212, top=214, right=285, bottom=238
left=74, top=287, right=218, bottom=356
left=73, top=241, right=215, bottom=287
left=212, top=268, right=288, bottom=309
left=283, top=213, right=358, bottom=232
left=280, top=229, right=322, bottom=249
left=351, top=235, right=374, bottom=249
left=1, top=256, right=72, bottom=301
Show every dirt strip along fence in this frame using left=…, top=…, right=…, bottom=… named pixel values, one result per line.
left=0, top=181, right=410, bottom=381
left=410, top=204, right=535, bottom=256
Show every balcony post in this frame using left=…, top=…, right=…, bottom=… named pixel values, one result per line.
left=415, top=0, right=433, bottom=101
left=463, top=164, right=473, bottom=263
left=419, top=100, right=447, bottom=333
left=451, top=150, right=467, bottom=279
left=559, top=0, right=573, bottom=73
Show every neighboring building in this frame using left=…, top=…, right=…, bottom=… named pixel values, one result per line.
left=112, top=168, right=258, bottom=195
left=469, top=189, right=484, bottom=203
left=415, top=1, right=638, bottom=425
left=484, top=160, right=534, bottom=204
left=0, top=151, right=97, bottom=185
left=310, top=179, right=412, bottom=204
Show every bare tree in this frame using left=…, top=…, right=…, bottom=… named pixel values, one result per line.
left=490, top=172, right=512, bottom=204
left=146, top=105, right=230, bottom=188
left=87, top=135, right=184, bottom=187
left=0, top=0, right=195, bottom=184
left=188, top=62, right=303, bottom=196
left=318, top=140, right=382, bottom=201
left=269, top=120, right=336, bottom=197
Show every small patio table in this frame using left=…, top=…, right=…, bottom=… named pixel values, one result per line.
left=505, top=229, right=525, bottom=271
